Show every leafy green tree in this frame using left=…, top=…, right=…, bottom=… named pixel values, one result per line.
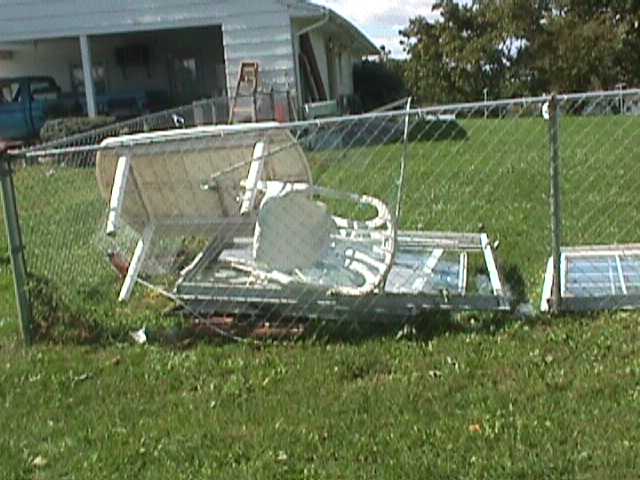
left=400, top=0, right=640, bottom=103
left=354, top=57, right=408, bottom=111
left=401, top=1, right=525, bottom=103
left=530, top=6, right=627, bottom=92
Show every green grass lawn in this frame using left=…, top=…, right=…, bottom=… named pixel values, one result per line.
left=1, top=315, right=640, bottom=478
left=0, top=262, right=17, bottom=341
left=2, top=114, right=640, bottom=477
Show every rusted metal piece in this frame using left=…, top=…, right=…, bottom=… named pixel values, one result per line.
left=0, top=141, right=23, bottom=157
left=189, top=316, right=305, bottom=341
left=250, top=322, right=305, bottom=340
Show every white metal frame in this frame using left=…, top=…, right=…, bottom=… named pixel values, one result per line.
left=104, top=148, right=157, bottom=302
left=119, top=225, right=155, bottom=302
left=232, top=182, right=395, bottom=297
left=540, top=244, right=640, bottom=312
left=239, top=141, right=267, bottom=215
left=174, top=230, right=511, bottom=318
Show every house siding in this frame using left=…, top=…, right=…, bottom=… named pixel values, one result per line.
left=0, top=1, right=284, bottom=42
left=0, top=1, right=372, bottom=110
left=222, top=10, right=296, bottom=97
left=0, top=0, right=297, bottom=97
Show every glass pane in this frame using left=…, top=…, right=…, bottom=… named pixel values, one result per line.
left=620, top=255, right=640, bottom=294
left=0, top=82, right=20, bottom=102
left=565, top=255, right=622, bottom=297
left=385, top=251, right=461, bottom=294
left=30, top=80, right=59, bottom=101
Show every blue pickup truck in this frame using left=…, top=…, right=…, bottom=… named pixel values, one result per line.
left=0, top=76, right=66, bottom=141
left=0, top=76, right=170, bottom=141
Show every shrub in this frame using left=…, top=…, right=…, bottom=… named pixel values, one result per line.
left=39, top=116, right=116, bottom=143
left=354, top=60, right=408, bottom=112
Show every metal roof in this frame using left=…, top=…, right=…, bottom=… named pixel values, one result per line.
left=0, top=0, right=378, bottom=56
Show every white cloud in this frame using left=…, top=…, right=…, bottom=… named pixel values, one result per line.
left=312, top=0, right=437, bottom=57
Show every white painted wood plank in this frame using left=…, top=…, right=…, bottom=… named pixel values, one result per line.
left=119, top=224, right=155, bottom=302
left=458, top=252, right=468, bottom=295
left=540, top=257, right=554, bottom=312
left=106, top=153, right=131, bottom=236
left=240, top=141, right=267, bottom=215
left=480, top=233, right=504, bottom=297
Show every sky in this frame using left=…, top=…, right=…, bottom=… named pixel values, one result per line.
left=312, top=0, right=439, bottom=58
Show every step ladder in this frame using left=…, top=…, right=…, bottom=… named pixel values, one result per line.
left=229, top=62, right=259, bottom=124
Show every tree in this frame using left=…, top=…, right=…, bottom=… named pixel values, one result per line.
left=530, top=3, right=629, bottom=92
left=400, top=0, right=640, bottom=103
left=400, top=1, right=524, bottom=103
left=354, top=57, right=408, bottom=112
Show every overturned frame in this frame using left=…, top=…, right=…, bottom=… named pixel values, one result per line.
left=96, top=119, right=511, bottom=321
left=175, top=230, right=510, bottom=321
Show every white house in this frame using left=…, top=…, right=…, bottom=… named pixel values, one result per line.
left=0, top=0, right=377, bottom=117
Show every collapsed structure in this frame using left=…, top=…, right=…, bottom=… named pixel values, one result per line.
left=96, top=118, right=510, bottom=322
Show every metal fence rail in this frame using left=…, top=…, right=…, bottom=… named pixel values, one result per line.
left=18, top=91, right=298, bottom=155
left=3, top=89, right=640, bottom=345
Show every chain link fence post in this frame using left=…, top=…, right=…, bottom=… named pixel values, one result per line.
left=0, top=146, right=33, bottom=345
left=548, top=94, right=563, bottom=313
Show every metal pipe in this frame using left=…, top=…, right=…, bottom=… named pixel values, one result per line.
left=395, top=97, right=412, bottom=222
left=20, top=88, right=640, bottom=158
left=20, top=112, right=451, bottom=157
left=548, top=94, right=563, bottom=313
left=384, top=97, right=413, bottom=290
left=79, top=35, right=97, bottom=118
left=0, top=151, right=33, bottom=345
left=370, top=97, right=411, bottom=113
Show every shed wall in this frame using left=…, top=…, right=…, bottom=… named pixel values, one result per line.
left=222, top=10, right=296, bottom=97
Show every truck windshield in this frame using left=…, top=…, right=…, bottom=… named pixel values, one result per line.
left=0, top=81, right=21, bottom=103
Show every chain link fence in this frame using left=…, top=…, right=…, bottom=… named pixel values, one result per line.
left=2, top=89, right=640, bottom=345
left=20, top=91, right=297, bottom=154
left=540, top=90, right=640, bottom=311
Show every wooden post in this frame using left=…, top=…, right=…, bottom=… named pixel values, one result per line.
left=548, top=94, right=563, bottom=313
left=0, top=144, right=33, bottom=345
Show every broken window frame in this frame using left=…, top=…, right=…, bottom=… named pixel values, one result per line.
left=175, top=231, right=511, bottom=321
left=541, top=244, right=640, bottom=312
